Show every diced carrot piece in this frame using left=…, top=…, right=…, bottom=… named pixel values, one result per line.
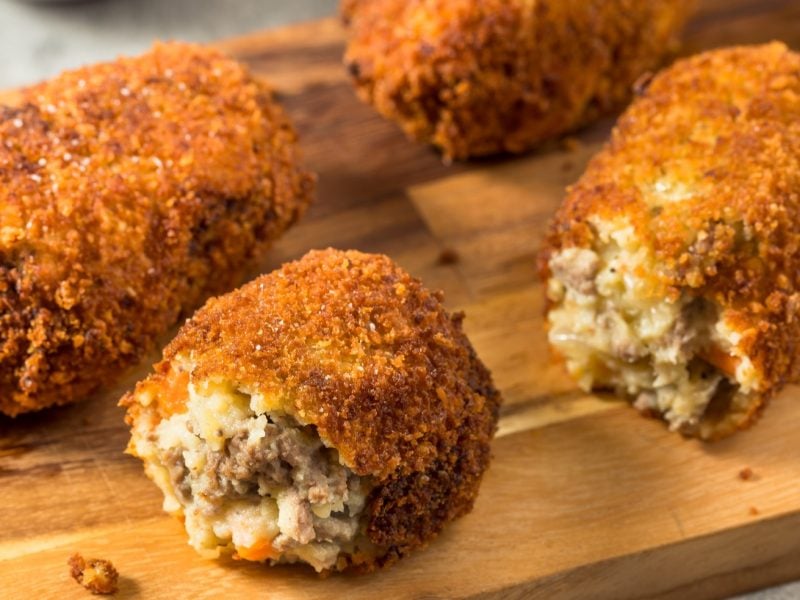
left=699, top=345, right=741, bottom=377
left=158, top=369, right=190, bottom=417
left=236, top=540, right=280, bottom=562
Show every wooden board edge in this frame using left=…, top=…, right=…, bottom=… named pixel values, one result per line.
left=212, top=16, right=344, bottom=56
left=471, top=511, right=800, bottom=600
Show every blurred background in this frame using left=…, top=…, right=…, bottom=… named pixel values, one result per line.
left=0, top=0, right=337, bottom=88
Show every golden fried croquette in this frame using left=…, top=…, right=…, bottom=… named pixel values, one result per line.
left=343, top=0, right=694, bottom=160
left=122, top=249, right=500, bottom=572
left=0, top=42, right=314, bottom=416
left=540, top=42, right=800, bottom=440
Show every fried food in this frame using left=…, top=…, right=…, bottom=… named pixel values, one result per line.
left=68, top=553, right=119, bottom=595
left=0, top=42, right=314, bottom=416
left=122, top=249, right=500, bottom=572
left=343, top=0, right=694, bottom=160
left=540, top=42, right=800, bottom=440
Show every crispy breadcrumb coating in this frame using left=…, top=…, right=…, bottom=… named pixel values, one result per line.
left=541, top=42, right=800, bottom=439
left=68, top=554, right=119, bottom=595
left=0, top=42, right=314, bottom=416
left=122, top=249, right=500, bottom=572
left=343, top=0, right=694, bottom=160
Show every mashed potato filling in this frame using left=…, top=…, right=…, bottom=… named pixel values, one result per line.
left=130, top=373, right=371, bottom=572
left=546, top=217, right=759, bottom=434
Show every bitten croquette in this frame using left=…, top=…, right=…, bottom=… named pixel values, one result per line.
left=122, top=249, right=501, bottom=572
left=541, top=42, right=800, bottom=440
left=0, top=42, right=314, bottom=416
left=343, top=0, right=694, bottom=160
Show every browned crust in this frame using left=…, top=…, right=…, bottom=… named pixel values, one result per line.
left=122, top=249, right=501, bottom=571
left=68, top=553, right=119, bottom=595
left=0, top=42, right=315, bottom=416
left=343, top=0, right=694, bottom=160
left=541, top=42, right=800, bottom=437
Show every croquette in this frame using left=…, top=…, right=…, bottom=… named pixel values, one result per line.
left=0, top=42, right=314, bottom=416
left=343, top=0, right=694, bottom=160
left=540, top=42, right=800, bottom=440
left=121, top=249, right=500, bottom=573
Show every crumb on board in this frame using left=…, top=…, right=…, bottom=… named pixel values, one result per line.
left=437, top=248, right=460, bottom=266
left=68, top=554, right=118, bottom=595
left=738, top=467, right=756, bottom=481
left=749, top=506, right=760, bottom=516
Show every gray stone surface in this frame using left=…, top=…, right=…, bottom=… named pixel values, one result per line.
left=0, top=0, right=338, bottom=88
left=733, top=582, right=800, bottom=600
left=0, top=1, right=796, bottom=599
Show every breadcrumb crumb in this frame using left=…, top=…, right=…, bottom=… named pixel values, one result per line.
left=739, top=467, right=756, bottom=481
left=68, top=554, right=118, bottom=595
left=437, top=248, right=460, bottom=266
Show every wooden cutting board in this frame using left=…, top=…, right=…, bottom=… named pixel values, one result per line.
left=2, top=1, right=800, bottom=598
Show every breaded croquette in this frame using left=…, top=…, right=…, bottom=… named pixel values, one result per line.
left=0, top=42, right=314, bottom=416
left=541, top=42, right=800, bottom=440
left=122, top=249, right=500, bottom=572
left=343, top=0, right=694, bottom=160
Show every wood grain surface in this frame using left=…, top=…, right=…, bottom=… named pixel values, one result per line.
left=2, top=1, right=800, bottom=598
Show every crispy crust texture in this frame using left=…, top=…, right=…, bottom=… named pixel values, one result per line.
left=0, top=42, right=314, bottom=416
left=68, top=553, right=119, bottom=595
left=122, top=249, right=501, bottom=571
left=343, top=0, right=694, bottom=160
left=541, top=42, right=800, bottom=437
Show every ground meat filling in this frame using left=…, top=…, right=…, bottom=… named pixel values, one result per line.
left=156, top=408, right=365, bottom=558
left=549, top=247, right=600, bottom=296
left=546, top=239, right=745, bottom=434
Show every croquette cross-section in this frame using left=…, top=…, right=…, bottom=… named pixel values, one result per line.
left=122, top=249, right=501, bottom=573
left=343, top=0, right=694, bottom=160
left=0, top=42, right=314, bottom=416
left=541, top=42, right=800, bottom=440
